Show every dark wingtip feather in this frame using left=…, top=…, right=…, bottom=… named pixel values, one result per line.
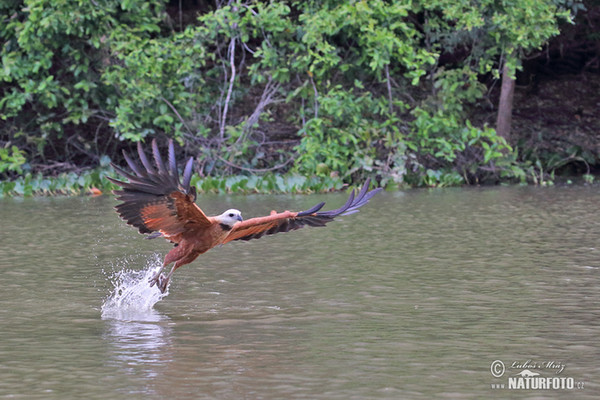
left=297, top=202, right=326, bottom=217
left=110, top=140, right=198, bottom=235
left=111, top=163, right=148, bottom=186
left=339, top=186, right=382, bottom=216
left=167, top=140, right=177, bottom=176
left=123, top=150, right=146, bottom=178
left=340, top=188, right=383, bottom=215
left=182, top=157, right=194, bottom=192
left=152, top=139, right=167, bottom=175
left=315, top=179, right=381, bottom=218
left=339, top=209, right=359, bottom=216
left=137, top=141, right=155, bottom=174
left=106, top=176, right=123, bottom=186
left=316, top=189, right=355, bottom=218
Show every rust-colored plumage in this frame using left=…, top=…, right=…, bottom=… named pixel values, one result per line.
left=109, top=140, right=382, bottom=293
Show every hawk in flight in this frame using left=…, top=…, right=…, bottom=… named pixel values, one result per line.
left=109, top=140, right=382, bottom=293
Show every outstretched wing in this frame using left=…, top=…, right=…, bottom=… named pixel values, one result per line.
left=108, top=139, right=211, bottom=239
left=222, top=179, right=382, bottom=243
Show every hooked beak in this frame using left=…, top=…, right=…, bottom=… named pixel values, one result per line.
left=237, top=215, right=243, bottom=222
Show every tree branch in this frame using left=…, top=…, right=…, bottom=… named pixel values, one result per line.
left=309, top=73, right=319, bottom=119
left=220, top=37, right=237, bottom=142
left=160, top=96, right=194, bottom=136
left=385, top=63, right=393, bottom=114
left=236, top=78, right=281, bottom=143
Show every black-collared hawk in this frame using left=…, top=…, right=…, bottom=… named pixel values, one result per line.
left=108, top=140, right=382, bottom=293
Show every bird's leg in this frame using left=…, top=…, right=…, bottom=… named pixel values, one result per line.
left=156, top=264, right=178, bottom=294
left=152, top=246, right=184, bottom=290
left=148, top=263, right=167, bottom=287
left=152, top=246, right=196, bottom=293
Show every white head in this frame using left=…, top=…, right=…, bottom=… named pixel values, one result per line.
left=216, top=208, right=243, bottom=228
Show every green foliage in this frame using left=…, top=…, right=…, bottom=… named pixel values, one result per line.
left=0, top=168, right=343, bottom=197
left=408, top=66, right=512, bottom=184
left=0, top=167, right=117, bottom=197
left=0, top=144, right=27, bottom=176
left=422, top=0, right=572, bottom=76
left=583, top=173, right=595, bottom=184
left=104, top=26, right=210, bottom=141
left=0, top=0, right=582, bottom=194
left=190, top=173, right=344, bottom=195
left=294, top=86, right=389, bottom=178
left=0, top=0, right=164, bottom=159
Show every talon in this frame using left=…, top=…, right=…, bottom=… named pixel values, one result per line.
left=157, top=274, right=170, bottom=294
left=148, top=273, right=160, bottom=287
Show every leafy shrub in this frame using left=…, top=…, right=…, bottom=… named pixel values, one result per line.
left=0, top=0, right=579, bottom=192
left=0, top=0, right=164, bottom=163
left=0, top=144, right=27, bottom=177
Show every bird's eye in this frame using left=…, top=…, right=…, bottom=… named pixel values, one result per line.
left=228, top=213, right=234, bottom=217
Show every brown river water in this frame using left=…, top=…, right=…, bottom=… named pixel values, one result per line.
left=0, top=186, right=598, bottom=399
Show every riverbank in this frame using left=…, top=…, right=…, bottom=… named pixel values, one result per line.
left=2, top=167, right=597, bottom=198
left=4, top=68, right=599, bottom=198
left=0, top=169, right=349, bottom=197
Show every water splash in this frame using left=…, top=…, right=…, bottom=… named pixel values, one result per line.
left=101, top=254, right=169, bottom=321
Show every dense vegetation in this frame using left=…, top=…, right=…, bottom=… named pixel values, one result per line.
left=1, top=0, right=597, bottom=196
